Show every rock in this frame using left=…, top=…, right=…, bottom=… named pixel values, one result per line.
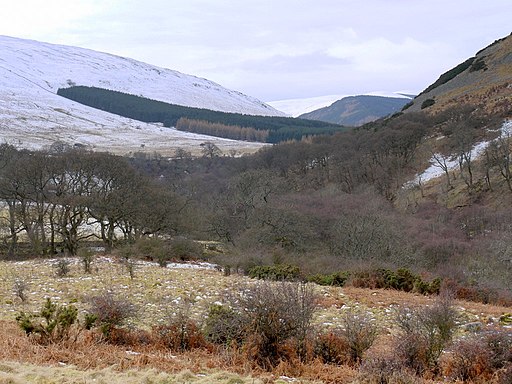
left=461, top=321, right=483, bottom=332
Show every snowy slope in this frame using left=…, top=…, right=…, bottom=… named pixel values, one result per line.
left=406, top=120, right=512, bottom=187
left=269, top=92, right=413, bottom=117
left=0, top=35, right=280, bottom=155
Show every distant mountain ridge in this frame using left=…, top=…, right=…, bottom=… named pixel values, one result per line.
left=299, top=94, right=413, bottom=126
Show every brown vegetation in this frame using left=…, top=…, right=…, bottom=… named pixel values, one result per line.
left=177, top=117, right=270, bottom=142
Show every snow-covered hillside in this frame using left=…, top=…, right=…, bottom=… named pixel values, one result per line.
left=0, top=35, right=280, bottom=155
left=269, top=92, right=413, bottom=117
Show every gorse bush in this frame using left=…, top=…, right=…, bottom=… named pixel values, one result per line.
left=16, top=298, right=78, bottom=344
left=351, top=268, right=441, bottom=294
left=308, top=271, right=350, bottom=287
left=247, top=264, right=302, bottom=281
left=421, top=98, right=436, bottom=109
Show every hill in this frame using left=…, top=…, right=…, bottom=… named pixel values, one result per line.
left=404, top=33, right=512, bottom=115
left=299, top=94, right=413, bottom=126
left=267, top=94, right=350, bottom=117
left=0, top=35, right=283, bottom=155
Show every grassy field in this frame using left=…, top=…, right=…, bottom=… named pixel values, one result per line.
left=0, top=255, right=511, bottom=383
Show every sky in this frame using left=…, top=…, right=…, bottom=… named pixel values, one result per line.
left=1, top=1, right=511, bottom=102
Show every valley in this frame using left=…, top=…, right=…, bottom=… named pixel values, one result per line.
left=0, top=31, right=512, bottom=383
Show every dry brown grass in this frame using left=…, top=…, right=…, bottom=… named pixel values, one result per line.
left=1, top=257, right=512, bottom=382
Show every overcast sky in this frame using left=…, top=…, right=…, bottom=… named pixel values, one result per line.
left=1, top=1, right=511, bottom=101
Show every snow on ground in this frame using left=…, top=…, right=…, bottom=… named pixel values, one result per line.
left=0, top=35, right=279, bottom=156
left=268, top=95, right=350, bottom=117
left=0, top=87, right=267, bottom=156
left=0, top=35, right=283, bottom=117
left=407, top=120, right=512, bottom=187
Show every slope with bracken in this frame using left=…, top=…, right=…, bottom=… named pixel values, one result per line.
left=404, top=33, right=512, bottom=115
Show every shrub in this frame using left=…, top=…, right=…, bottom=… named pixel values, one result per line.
left=441, top=329, right=512, bottom=382
left=358, top=355, right=420, bottom=384
left=340, top=309, right=379, bottom=364
left=496, top=364, right=512, bottom=384
left=308, top=271, right=350, bottom=287
left=153, top=296, right=209, bottom=352
left=350, top=268, right=440, bottom=295
left=203, top=304, right=245, bottom=346
left=313, top=330, right=348, bottom=365
left=394, top=292, right=458, bottom=375
left=470, top=57, right=487, bottom=72
left=107, top=327, right=152, bottom=347
left=78, top=248, right=94, bottom=273
left=414, top=277, right=441, bottom=295
left=54, top=259, right=71, bottom=277
left=13, top=277, right=28, bottom=303
left=443, top=336, right=492, bottom=382
left=420, top=56, right=474, bottom=94
left=237, top=281, right=317, bottom=369
left=153, top=321, right=207, bottom=352
left=247, top=264, right=302, bottom=281
left=485, top=329, right=512, bottom=369
left=384, top=268, right=417, bottom=292
left=123, top=257, right=136, bottom=279
left=421, top=98, right=435, bottom=109
left=119, top=237, right=168, bottom=266
left=16, top=298, right=78, bottom=344
left=168, top=237, right=204, bottom=262
left=86, top=292, right=136, bottom=338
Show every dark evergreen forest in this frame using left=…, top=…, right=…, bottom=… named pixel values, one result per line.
left=57, top=86, right=346, bottom=143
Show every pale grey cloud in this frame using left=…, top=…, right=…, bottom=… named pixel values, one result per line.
left=1, top=0, right=511, bottom=100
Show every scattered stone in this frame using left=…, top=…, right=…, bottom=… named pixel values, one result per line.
left=461, top=321, right=483, bottom=332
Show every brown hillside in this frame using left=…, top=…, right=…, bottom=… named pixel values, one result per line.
left=406, top=33, right=512, bottom=116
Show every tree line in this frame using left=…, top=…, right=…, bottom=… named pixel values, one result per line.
left=176, top=118, right=269, bottom=142
left=3, top=104, right=512, bottom=298
left=0, top=146, right=191, bottom=257
left=57, top=86, right=346, bottom=143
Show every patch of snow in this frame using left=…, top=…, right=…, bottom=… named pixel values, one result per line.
left=268, top=95, right=350, bottom=117
left=407, top=120, right=512, bottom=187
left=166, top=261, right=218, bottom=270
